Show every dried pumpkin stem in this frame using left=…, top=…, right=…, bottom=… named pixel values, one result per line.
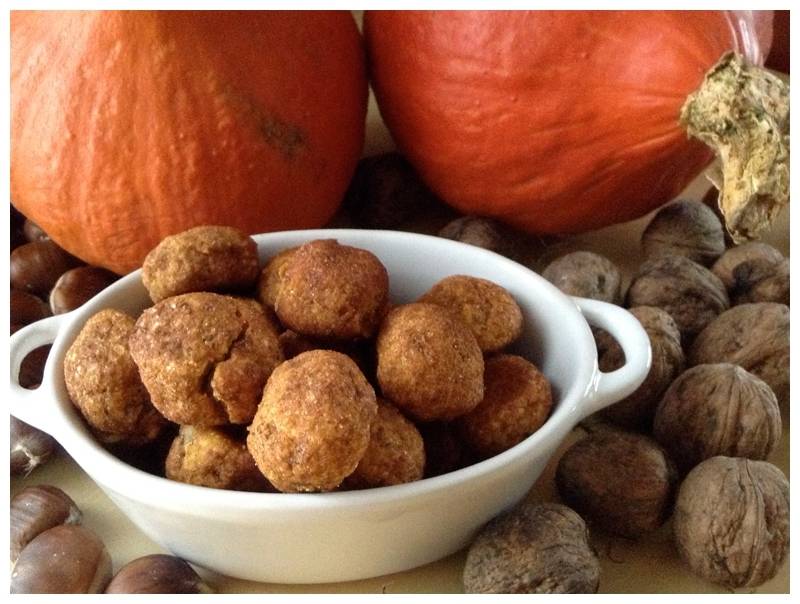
left=680, top=52, right=789, bottom=243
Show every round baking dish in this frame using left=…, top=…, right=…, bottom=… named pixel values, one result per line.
left=10, top=228, right=650, bottom=584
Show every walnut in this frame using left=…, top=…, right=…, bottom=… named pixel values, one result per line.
left=653, top=364, right=781, bottom=472
left=555, top=429, right=677, bottom=539
left=542, top=251, right=623, bottom=304
left=626, top=255, right=729, bottom=342
left=711, top=242, right=785, bottom=290
left=730, top=257, right=789, bottom=305
left=438, top=216, right=508, bottom=255
left=689, top=303, right=789, bottom=406
left=463, top=502, right=599, bottom=594
left=595, top=306, right=684, bottom=430
left=340, top=152, right=456, bottom=232
left=641, top=199, right=726, bottom=266
left=673, top=456, right=789, bottom=588
left=712, top=242, right=788, bottom=305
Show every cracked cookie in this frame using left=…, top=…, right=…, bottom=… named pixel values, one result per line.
left=129, top=292, right=283, bottom=426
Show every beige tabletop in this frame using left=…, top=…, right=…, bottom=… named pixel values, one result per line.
left=10, top=37, right=790, bottom=593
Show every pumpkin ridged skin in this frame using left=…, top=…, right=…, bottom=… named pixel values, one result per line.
left=364, top=11, right=770, bottom=235
left=12, top=11, right=367, bottom=274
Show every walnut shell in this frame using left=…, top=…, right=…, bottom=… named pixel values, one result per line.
left=342, top=152, right=454, bottom=231
left=711, top=242, right=785, bottom=291
left=689, top=303, right=789, bottom=406
left=729, top=257, right=789, bottom=305
left=595, top=306, right=684, bottom=429
left=653, top=364, right=781, bottom=472
left=542, top=251, right=623, bottom=304
left=556, top=429, right=677, bottom=538
left=641, top=199, right=726, bottom=266
left=463, top=502, right=599, bottom=594
left=626, top=255, right=729, bottom=342
left=674, top=456, right=789, bottom=588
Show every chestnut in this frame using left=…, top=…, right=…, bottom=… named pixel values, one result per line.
left=10, top=290, right=51, bottom=330
left=10, top=417, right=57, bottom=476
left=10, top=240, right=82, bottom=297
left=49, top=266, right=118, bottom=314
left=10, top=524, right=111, bottom=593
left=105, top=554, right=213, bottom=594
left=23, top=218, right=49, bottom=242
left=17, top=345, right=51, bottom=389
left=10, top=485, right=81, bottom=564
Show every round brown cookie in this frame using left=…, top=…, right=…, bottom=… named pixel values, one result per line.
left=129, top=292, right=283, bottom=426
left=64, top=308, right=166, bottom=446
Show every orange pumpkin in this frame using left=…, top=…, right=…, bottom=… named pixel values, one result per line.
left=12, top=11, right=367, bottom=274
left=364, top=11, right=773, bottom=235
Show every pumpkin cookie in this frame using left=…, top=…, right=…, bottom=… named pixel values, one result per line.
left=64, top=309, right=166, bottom=446
left=129, top=293, right=283, bottom=426
left=273, top=239, right=389, bottom=340
left=247, top=350, right=377, bottom=492
left=376, top=302, right=484, bottom=421
left=142, top=226, right=260, bottom=303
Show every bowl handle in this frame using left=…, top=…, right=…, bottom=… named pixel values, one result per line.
left=9, top=314, right=70, bottom=435
left=573, top=298, right=652, bottom=420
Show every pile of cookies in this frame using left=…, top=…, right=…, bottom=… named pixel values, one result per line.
left=63, top=226, right=553, bottom=493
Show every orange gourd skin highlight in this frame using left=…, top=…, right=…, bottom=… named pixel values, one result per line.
left=12, top=11, right=368, bottom=274
left=364, top=10, right=771, bottom=235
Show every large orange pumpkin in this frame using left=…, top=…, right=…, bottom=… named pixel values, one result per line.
left=364, top=11, right=773, bottom=235
left=12, top=11, right=367, bottom=274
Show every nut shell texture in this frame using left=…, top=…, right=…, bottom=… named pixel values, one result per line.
left=10, top=524, right=112, bottom=594
left=376, top=302, right=484, bottom=421
left=626, top=255, right=729, bottom=341
left=542, top=250, right=623, bottom=303
left=674, top=456, right=789, bottom=588
left=142, top=225, right=259, bottom=303
left=711, top=242, right=785, bottom=291
left=247, top=350, right=377, bottom=492
left=64, top=309, right=165, bottom=445
left=463, top=502, right=599, bottom=594
left=130, top=293, right=283, bottom=426
left=641, top=199, right=725, bottom=266
left=10, top=485, right=82, bottom=565
left=654, top=364, right=781, bottom=471
left=596, top=306, right=684, bottom=429
left=556, top=430, right=677, bottom=538
left=689, top=303, right=789, bottom=406
left=105, top=554, right=212, bottom=594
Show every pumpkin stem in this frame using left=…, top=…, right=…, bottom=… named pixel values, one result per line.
left=680, top=52, right=789, bottom=243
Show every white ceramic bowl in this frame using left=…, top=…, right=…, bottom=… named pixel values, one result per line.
left=10, top=229, right=650, bottom=584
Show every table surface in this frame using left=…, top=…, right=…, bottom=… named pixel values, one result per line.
left=10, top=51, right=790, bottom=594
